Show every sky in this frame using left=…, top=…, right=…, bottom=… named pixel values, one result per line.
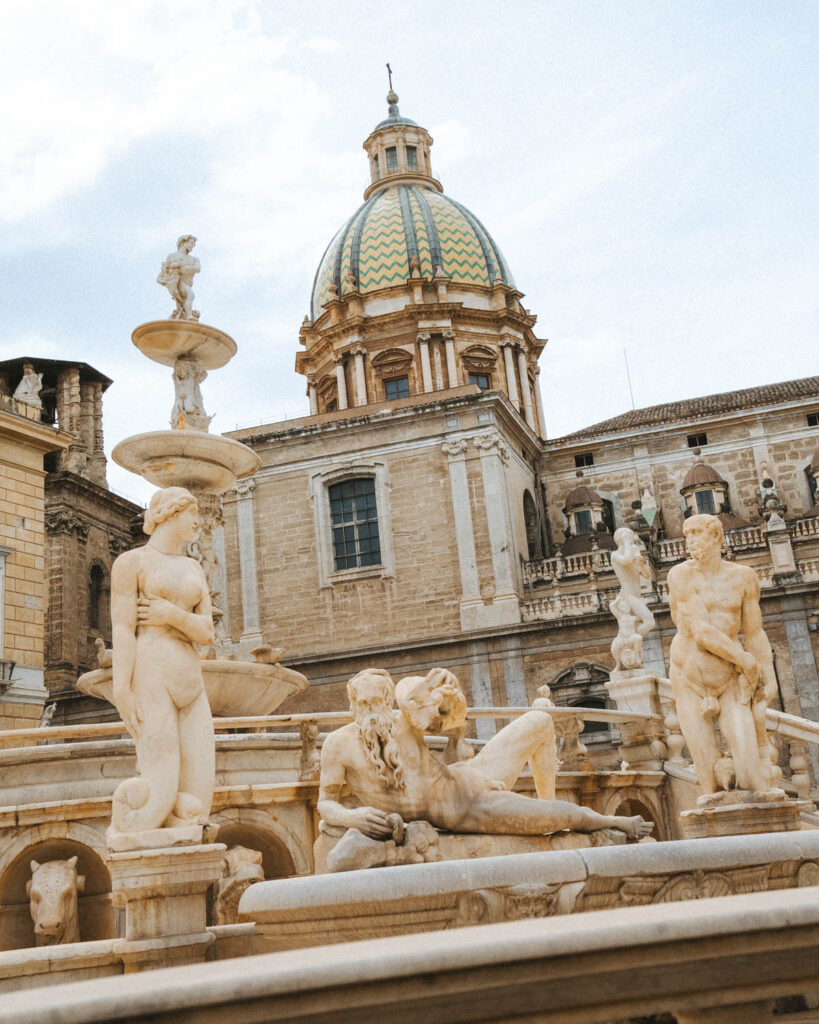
left=0, top=1, right=817, bottom=505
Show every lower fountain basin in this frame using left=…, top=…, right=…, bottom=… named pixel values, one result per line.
left=77, top=658, right=308, bottom=717
left=112, top=430, right=260, bottom=494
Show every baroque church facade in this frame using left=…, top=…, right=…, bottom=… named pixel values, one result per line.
left=211, top=92, right=819, bottom=769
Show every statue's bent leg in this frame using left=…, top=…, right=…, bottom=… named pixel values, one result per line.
left=471, top=710, right=556, bottom=797
left=718, top=693, right=768, bottom=791
left=112, top=690, right=180, bottom=833
left=174, top=690, right=214, bottom=825
left=673, top=683, right=722, bottom=794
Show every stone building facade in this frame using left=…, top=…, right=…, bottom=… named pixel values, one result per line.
left=0, top=359, right=141, bottom=726
left=218, top=95, right=819, bottom=771
left=0, top=378, right=69, bottom=734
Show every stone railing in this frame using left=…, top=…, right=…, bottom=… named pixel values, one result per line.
left=791, top=516, right=819, bottom=542
left=522, top=587, right=616, bottom=622
left=654, top=537, right=687, bottom=563
left=725, top=525, right=767, bottom=551
left=523, top=548, right=612, bottom=585
left=798, top=558, right=819, bottom=582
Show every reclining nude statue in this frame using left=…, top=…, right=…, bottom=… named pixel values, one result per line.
left=316, top=667, right=653, bottom=869
left=668, top=513, right=782, bottom=800
left=109, top=487, right=215, bottom=839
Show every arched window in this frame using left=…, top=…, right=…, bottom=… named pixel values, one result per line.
left=88, top=565, right=105, bottom=632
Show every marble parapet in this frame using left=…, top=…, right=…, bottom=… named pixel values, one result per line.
left=2, top=886, right=819, bottom=1022
left=240, top=829, right=819, bottom=950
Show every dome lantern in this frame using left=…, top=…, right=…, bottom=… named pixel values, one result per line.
left=362, top=91, right=442, bottom=199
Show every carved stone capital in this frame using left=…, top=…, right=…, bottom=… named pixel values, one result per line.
left=474, top=432, right=510, bottom=462
left=500, top=338, right=518, bottom=350
left=45, top=509, right=90, bottom=540
left=442, top=329, right=456, bottom=343
left=416, top=332, right=431, bottom=345
left=349, top=345, right=366, bottom=357
left=109, top=534, right=131, bottom=558
left=234, top=478, right=256, bottom=499
left=441, top=438, right=469, bottom=458
left=332, top=353, right=345, bottom=365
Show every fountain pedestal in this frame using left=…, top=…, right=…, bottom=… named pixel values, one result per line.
left=110, top=841, right=226, bottom=972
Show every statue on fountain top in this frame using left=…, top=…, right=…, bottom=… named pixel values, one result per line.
left=609, top=527, right=655, bottom=671
left=108, top=486, right=215, bottom=847
left=316, top=667, right=653, bottom=870
left=157, top=235, right=200, bottom=321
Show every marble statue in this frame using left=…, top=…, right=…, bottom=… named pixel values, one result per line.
left=668, top=514, right=782, bottom=798
left=609, top=527, right=655, bottom=670
left=157, top=235, right=200, bottom=321
left=317, top=667, right=653, bottom=850
left=170, top=356, right=211, bottom=431
left=109, top=486, right=216, bottom=838
left=27, top=858, right=85, bottom=946
left=213, top=847, right=264, bottom=925
left=12, top=363, right=43, bottom=408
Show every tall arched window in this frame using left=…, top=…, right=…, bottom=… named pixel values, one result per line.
left=88, top=564, right=105, bottom=632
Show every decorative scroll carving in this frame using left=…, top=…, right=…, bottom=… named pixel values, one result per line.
left=441, top=438, right=468, bottom=458
left=45, top=509, right=90, bottom=540
left=474, top=432, right=510, bottom=462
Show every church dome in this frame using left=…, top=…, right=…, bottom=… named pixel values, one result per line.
left=311, top=186, right=515, bottom=319
left=309, top=92, right=514, bottom=320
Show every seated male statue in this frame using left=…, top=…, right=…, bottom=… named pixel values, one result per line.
left=668, top=513, right=782, bottom=799
left=317, top=667, right=653, bottom=859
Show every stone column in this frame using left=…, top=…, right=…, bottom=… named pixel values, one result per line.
left=307, top=377, right=318, bottom=416
left=474, top=433, right=521, bottom=624
left=333, top=356, right=348, bottom=411
left=234, top=479, right=263, bottom=646
left=432, top=344, right=445, bottom=391
left=533, top=366, right=546, bottom=438
left=501, top=341, right=520, bottom=408
left=441, top=439, right=480, bottom=607
left=443, top=330, right=458, bottom=387
left=352, top=346, right=367, bottom=406
left=517, top=348, right=536, bottom=429
left=417, top=333, right=434, bottom=393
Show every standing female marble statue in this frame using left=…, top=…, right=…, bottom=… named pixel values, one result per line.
left=157, top=235, right=200, bottom=321
left=109, top=487, right=215, bottom=835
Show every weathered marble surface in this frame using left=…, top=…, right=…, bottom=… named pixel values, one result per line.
left=242, top=830, right=819, bottom=952
left=609, top=527, right=655, bottom=670
left=157, top=236, right=200, bottom=321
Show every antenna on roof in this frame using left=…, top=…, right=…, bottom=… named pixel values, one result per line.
left=623, top=348, right=636, bottom=410
left=386, top=63, right=393, bottom=91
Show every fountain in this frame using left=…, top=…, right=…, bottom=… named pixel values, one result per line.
left=77, top=237, right=307, bottom=717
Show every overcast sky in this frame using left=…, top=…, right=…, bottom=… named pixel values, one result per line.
left=1, top=1, right=816, bottom=504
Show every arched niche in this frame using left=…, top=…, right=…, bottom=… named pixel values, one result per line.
left=215, top=822, right=296, bottom=880
left=0, top=836, right=112, bottom=951
left=602, top=791, right=665, bottom=842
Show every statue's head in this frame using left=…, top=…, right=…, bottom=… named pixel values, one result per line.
left=177, top=234, right=197, bottom=252
left=683, top=513, right=723, bottom=561
left=346, top=668, right=395, bottom=720
left=613, top=527, right=633, bottom=548
left=347, top=669, right=405, bottom=790
left=143, top=487, right=199, bottom=538
left=22, top=363, right=35, bottom=375
left=396, top=668, right=467, bottom=735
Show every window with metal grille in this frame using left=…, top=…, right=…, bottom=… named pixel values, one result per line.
left=469, top=372, right=490, bottom=390
left=406, top=146, right=417, bottom=170
left=386, top=147, right=398, bottom=172
left=329, top=478, right=382, bottom=570
left=574, top=452, right=594, bottom=468
left=695, top=490, right=717, bottom=515
left=384, top=376, right=409, bottom=400
left=808, top=413, right=819, bottom=427
left=688, top=432, right=708, bottom=448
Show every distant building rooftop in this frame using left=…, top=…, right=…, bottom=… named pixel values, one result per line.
left=551, top=376, right=819, bottom=443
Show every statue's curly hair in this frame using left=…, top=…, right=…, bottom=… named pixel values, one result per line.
left=143, top=487, right=198, bottom=536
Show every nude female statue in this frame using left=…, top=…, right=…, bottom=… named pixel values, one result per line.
left=109, top=487, right=215, bottom=835
left=157, top=235, right=200, bottom=321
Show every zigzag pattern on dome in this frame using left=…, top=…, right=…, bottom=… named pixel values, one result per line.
left=310, top=184, right=515, bottom=319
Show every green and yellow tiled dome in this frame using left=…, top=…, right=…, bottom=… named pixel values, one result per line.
left=310, top=183, right=515, bottom=320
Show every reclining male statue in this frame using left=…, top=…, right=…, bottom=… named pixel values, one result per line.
left=316, top=667, right=653, bottom=870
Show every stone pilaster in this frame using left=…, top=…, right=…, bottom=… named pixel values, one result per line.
left=417, top=332, right=433, bottom=393
left=441, top=439, right=480, bottom=614
left=474, top=432, right=521, bottom=626
left=333, top=355, right=348, bottom=410
left=234, top=479, right=262, bottom=646
left=443, top=329, right=458, bottom=387
left=501, top=340, right=520, bottom=408
left=517, top=347, right=536, bottom=429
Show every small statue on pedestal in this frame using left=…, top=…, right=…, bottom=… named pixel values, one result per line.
left=13, top=363, right=43, bottom=409
left=157, top=235, right=200, bottom=321
left=668, top=514, right=782, bottom=803
left=609, top=527, right=655, bottom=670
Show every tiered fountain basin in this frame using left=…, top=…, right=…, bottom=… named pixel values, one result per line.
left=131, top=320, right=237, bottom=368
left=77, top=658, right=308, bottom=718
left=112, top=430, right=259, bottom=493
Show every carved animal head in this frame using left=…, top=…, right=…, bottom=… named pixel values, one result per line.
left=26, top=857, right=85, bottom=946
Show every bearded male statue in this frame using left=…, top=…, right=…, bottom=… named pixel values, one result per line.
left=316, top=667, right=652, bottom=869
